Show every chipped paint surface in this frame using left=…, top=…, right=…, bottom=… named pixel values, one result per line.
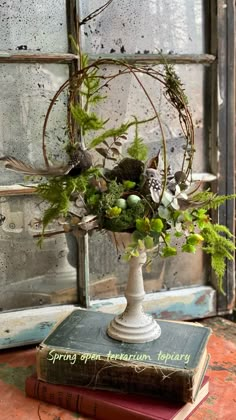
left=0, top=346, right=92, bottom=419
left=0, top=287, right=217, bottom=349
left=92, top=286, right=216, bottom=320
left=191, top=317, right=236, bottom=419
left=0, top=305, right=76, bottom=349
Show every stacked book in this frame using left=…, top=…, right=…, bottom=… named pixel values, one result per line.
left=25, top=309, right=211, bottom=420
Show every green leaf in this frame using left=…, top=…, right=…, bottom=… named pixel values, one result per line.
left=175, top=231, right=183, bottom=238
left=151, top=218, right=164, bottom=233
left=88, top=122, right=131, bottom=149
left=138, top=239, right=145, bottom=250
left=123, top=180, right=136, bottom=190
left=162, top=246, right=177, bottom=257
left=130, top=249, right=140, bottom=257
left=105, top=206, right=122, bottom=218
left=164, top=233, right=171, bottom=244
left=144, top=235, right=154, bottom=249
left=187, top=234, right=204, bottom=246
left=123, top=253, right=132, bottom=262
left=132, top=230, right=144, bottom=242
left=95, top=147, right=109, bottom=158
left=136, top=218, right=151, bottom=233
left=183, top=211, right=193, bottom=222
left=182, top=243, right=197, bottom=253
left=158, top=206, right=171, bottom=220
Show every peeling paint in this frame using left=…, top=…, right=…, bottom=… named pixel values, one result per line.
left=0, top=364, right=35, bottom=391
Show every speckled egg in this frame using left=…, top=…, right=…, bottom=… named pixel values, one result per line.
left=127, top=195, right=141, bottom=207
left=115, top=198, right=127, bottom=210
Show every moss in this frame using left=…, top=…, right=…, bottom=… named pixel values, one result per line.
left=103, top=202, right=145, bottom=232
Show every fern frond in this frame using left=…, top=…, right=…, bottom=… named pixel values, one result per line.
left=42, top=205, right=63, bottom=230
left=127, top=117, right=148, bottom=161
left=88, top=122, right=131, bottom=149
left=70, top=103, right=108, bottom=134
left=201, top=222, right=235, bottom=294
left=213, top=223, right=234, bottom=238
left=211, top=254, right=226, bottom=295
left=36, top=170, right=100, bottom=230
left=191, top=190, right=236, bottom=210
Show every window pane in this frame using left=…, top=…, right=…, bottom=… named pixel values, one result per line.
left=0, top=195, right=77, bottom=311
left=0, top=0, right=68, bottom=53
left=89, top=233, right=207, bottom=301
left=0, top=64, right=69, bottom=186
left=85, top=64, right=207, bottom=174
left=79, top=0, right=204, bottom=55
left=87, top=63, right=208, bottom=299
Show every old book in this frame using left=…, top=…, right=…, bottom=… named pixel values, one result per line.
left=36, top=309, right=211, bottom=403
left=25, top=373, right=209, bottom=420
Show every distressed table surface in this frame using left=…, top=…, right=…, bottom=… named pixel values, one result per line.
left=191, top=317, right=236, bottom=420
left=0, top=316, right=235, bottom=419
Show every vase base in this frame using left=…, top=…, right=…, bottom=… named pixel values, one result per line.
left=107, top=314, right=161, bottom=343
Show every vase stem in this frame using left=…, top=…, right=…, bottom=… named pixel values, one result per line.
left=124, top=251, right=147, bottom=320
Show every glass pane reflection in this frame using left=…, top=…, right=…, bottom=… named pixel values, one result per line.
left=87, top=63, right=208, bottom=299
left=89, top=231, right=207, bottom=300
left=0, top=0, right=68, bottom=53
left=85, top=64, right=207, bottom=174
left=0, top=64, right=69, bottom=186
left=0, top=195, right=77, bottom=311
left=79, top=0, right=205, bottom=55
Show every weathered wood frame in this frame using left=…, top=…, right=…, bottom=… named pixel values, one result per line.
left=0, top=0, right=234, bottom=348
left=215, top=0, right=235, bottom=314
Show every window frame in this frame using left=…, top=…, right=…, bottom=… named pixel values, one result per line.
left=0, top=0, right=234, bottom=349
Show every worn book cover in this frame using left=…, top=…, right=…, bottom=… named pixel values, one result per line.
left=26, top=373, right=209, bottom=420
left=36, top=309, right=211, bottom=403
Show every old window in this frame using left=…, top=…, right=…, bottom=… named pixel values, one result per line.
left=0, top=0, right=234, bottom=348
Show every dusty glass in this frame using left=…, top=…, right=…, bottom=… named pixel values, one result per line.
left=0, top=0, right=68, bottom=53
left=79, top=0, right=204, bottom=55
left=0, top=64, right=69, bottom=185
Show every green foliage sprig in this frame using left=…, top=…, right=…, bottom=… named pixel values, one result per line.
left=34, top=25, right=234, bottom=295
left=190, top=190, right=236, bottom=210
left=202, top=223, right=235, bottom=294
left=36, top=168, right=100, bottom=232
left=70, top=103, right=109, bottom=135
left=127, top=117, right=148, bottom=162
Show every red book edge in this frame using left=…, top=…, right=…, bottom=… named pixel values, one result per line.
left=25, top=374, right=209, bottom=420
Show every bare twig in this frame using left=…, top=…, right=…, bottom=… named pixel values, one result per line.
left=79, top=0, right=114, bottom=26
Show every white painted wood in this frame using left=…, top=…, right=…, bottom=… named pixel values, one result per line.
left=0, top=304, right=76, bottom=349
left=92, top=285, right=216, bottom=317
left=0, top=286, right=216, bottom=349
left=107, top=232, right=161, bottom=343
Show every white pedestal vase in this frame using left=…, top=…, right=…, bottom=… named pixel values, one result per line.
left=107, top=232, right=161, bottom=343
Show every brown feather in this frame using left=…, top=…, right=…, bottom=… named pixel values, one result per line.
left=0, top=156, right=71, bottom=176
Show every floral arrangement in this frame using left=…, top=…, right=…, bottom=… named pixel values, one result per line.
left=0, top=2, right=235, bottom=295
left=32, top=55, right=235, bottom=295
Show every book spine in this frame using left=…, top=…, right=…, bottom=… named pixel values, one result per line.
left=36, top=346, right=193, bottom=402
left=25, top=376, right=154, bottom=420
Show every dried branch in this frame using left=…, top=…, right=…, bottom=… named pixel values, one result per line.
left=79, top=0, right=114, bottom=26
